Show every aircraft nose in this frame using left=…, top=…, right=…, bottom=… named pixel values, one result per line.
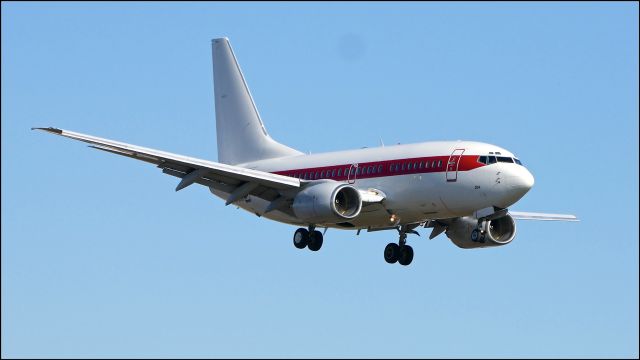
left=498, top=165, right=534, bottom=208
left=508, top=166, right=535, bottom=195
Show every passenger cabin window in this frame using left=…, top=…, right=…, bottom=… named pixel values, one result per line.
left=437, top=160, right=442, bottom=168
left=431, top=160, right=436, bottom=168
left=378, top=165, right=383, bottom=173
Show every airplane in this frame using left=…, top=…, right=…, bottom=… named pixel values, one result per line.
left=33, top=37, right=578, bottom=266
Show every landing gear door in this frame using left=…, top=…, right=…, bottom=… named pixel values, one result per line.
left=446, top=149, right=465, bottom=182
left=347, top=163, right=358, bottom=184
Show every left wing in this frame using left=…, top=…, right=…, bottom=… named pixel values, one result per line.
left=509, top=211, right=579, bottom=221
left=33, top=127, right=301, bottom=210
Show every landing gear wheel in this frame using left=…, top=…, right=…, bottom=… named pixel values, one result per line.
left=308, top=231, right=324, bottom=251
left=471, top=229, right=480, bottom=242
left=384, top=243, right=399, bottom=264
left=293, top=228, right=309, bottom=249
left=398, top=245, right=414, bottom=266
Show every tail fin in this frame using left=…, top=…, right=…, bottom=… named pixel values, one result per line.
left=211, top=38, right=302, bottom=165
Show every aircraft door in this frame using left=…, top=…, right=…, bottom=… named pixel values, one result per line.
left=446, top=149, right=465, bottom=182
left=347, top=163, right=358, bottom=184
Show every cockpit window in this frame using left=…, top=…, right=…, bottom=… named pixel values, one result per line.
left=480, top=155, right=522, bottom=165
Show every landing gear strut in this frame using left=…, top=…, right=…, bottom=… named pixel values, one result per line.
left=384, top=226, right=416, bottom=266
left=293, top=225, right=323, bottom=251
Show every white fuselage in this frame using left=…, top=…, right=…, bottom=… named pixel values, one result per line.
left=210, top=140, right=535, bottom=229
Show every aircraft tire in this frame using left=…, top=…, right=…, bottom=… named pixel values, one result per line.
left=471, top=229, right=480, bottom=242
left=293, top=228, right=309, bottom=249
left=384, top=243, right=399, bottom=264
left=398, top=245, right=414, bottom=266
left=308, top=231, right=323, bottom=251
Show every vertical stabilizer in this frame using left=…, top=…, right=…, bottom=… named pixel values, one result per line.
left=212, top=38, right=302, bottom=165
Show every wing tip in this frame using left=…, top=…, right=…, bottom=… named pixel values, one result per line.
left=32, top=127, right=62, bottom=134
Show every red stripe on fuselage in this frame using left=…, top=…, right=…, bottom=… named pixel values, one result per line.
left=271, top=155, right=485, bottom=181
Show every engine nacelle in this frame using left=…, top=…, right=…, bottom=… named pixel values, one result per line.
left=446, top=214, right=517, bottom=249
left=292, top=181, right=362, bottom=224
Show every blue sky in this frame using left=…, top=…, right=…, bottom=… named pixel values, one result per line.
left=2, top=2, right=638, bottom=358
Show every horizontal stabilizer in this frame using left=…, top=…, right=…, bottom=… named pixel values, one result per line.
left=509, top=211, right=579, bottom=221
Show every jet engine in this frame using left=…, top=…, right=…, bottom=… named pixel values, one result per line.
left=292, top=181, right=362, bottom=224
left=446, top=214, right=517, bottom=249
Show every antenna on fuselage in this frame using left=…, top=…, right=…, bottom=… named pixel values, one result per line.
left=379, top=137, right=385, bottom=147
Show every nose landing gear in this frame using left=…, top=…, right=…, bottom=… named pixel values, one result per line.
left=471, top=219, right=487, bottom=243
left=470, top=228, right=485, bottom=243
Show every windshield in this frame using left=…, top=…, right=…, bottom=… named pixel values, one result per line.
left=477, top=155, right=523, bottom=166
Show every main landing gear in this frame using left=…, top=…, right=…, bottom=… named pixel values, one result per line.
left=293, top=224, right=417, bottom=266
left=293, top=225, right=323, bottom=251
left=384, top=226, right=418, bottom=266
